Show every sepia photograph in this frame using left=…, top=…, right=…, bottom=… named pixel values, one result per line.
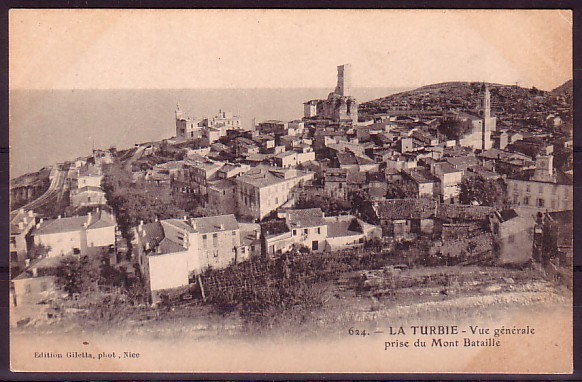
left=8, top=9, right=573, bottom=373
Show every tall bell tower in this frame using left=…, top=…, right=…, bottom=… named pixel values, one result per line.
left=476, top=83, right=494, bottom=150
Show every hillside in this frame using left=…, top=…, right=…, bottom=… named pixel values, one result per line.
left=359, top=81, right=571, bottom=129
left=551, top=79, right=573, bottom=99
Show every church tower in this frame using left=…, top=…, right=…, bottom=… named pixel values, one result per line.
left=476, top=83, right=494, bottom=150
left=477, top=83, right=491, bottom=120
left=175, top=103, right=185, bottom=121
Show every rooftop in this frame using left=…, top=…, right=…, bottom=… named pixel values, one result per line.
left=324, top=216, right=362, bottom=238
left=208, top=178, right=236, bottom=191
left=436, top=204, right=495, bottom=221
left=10, top=209, right=36, bottom=236
left=236, top=166, right=311, bottom=188
left=165, top=214, right=240, bottom=234
left=34, top=211, right=115, bottom=236
left=374, top=199, right=436, bottom=220
left=286, top=208, right=325, bottom=228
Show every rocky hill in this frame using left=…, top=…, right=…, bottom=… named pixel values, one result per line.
left=550, top=79, right=573, bottom=99
left=359, top=81, right=572, bottom=128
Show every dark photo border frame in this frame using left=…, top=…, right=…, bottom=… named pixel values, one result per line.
left=0, top=1, right=580, bottom=380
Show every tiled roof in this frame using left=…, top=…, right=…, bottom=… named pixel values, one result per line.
left=405, top=169, right=438, bottom=184
left=325, top=217, right=361, bottom=238
left=436, top=204, right=495, bottom=221
left=355, top=155, right=375, bottom=166
left=138, top=221, right=165, bottom=251
left=34, top=211, right=115, bottom=235
left=208, top=178, right=236, bottom=191
left=236, top=167, right=310, bottom=188
left=10, top=210, right=36, bottom=235
left=337, top=152, right=358, bottom=166
left=158, top=237, right=187, bottom=254
left=375, top=199, right=437, bottom=220
left=436, top=162, right=462, bottom=174
left=190, top=214, right=239, bottom=234
left=287, top=208, right=325, bottom=228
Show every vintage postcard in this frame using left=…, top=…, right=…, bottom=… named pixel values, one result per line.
left=9, top=9, right=573, bottom=373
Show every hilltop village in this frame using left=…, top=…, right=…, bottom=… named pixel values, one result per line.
left=10, top=65, right=573, bottom=329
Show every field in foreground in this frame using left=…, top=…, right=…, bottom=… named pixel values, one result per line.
left=12, top=265, right=571, bottom=342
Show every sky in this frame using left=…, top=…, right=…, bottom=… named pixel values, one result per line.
left=9, top=9, right=573, bottom=91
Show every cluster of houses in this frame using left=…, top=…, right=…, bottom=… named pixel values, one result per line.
left=10, top=64, right=573, bottom=315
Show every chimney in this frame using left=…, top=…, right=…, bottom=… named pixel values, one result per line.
left=140, top=220, right=144, bottom=226
left=58, top=215, right=61, bottom=219
left=23, top=217, right=28, bottom=224
left=145, top=242, right=150, bottom=251
left=255, top=230, right=260, bottom=240
left=220, top=223, right=225, bottom=230
left=183, top=215, right=188, bottom=221
left=40, top=218, right=44, bottom=224
left=87, top=212, right=92, bottom=226
left=32, top=268, right=38, bottom=278
left=25, top=258, right=30, bottom=268
left=83, top=222, right=88, bottom=229
left=28, top=210, right=34, bottom=217
left=18, top=222, right=24, bottom=230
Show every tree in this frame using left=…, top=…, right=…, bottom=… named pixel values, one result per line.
left=459, top=176, right=508, bottom=209
left=55, top=255, right=99, bottom=296
left=437, top=118, right=474, bottom=141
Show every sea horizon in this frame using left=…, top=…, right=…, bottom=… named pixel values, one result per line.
left=10, top=87, right=410, bottom=179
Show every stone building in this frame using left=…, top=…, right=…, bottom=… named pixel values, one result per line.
left=235, top=166, right=314, bottom=221
left=133, top=215, right=247, bottom=303
left=505, top=155, right=573, bottom=212
left=303, top=64, right=358, bottom=124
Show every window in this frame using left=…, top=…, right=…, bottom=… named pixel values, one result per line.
left=202, top=234, right=207, bottom=248
left=241, top=247, right=246, bottom=254
left=523, top=196, right=529, bottom=205
left=293, top=229, right=297, bottom=236
left=316, top=227, right=321, bottom=234
left=537, top=198, right=545, bottom=208
left=212, top=233, right=218, bottom=247
left=513, top=194, right=519, bottom=204
left=526, top=184, right=530, bottom=192
left=303, top=228, right=309, bottom=235
left=508, top=234, right=515, bottom=243
left=312, top=240, right=319, bottom=251
left=10, top=237, right=16, bottom=245
left=493, top=223, right=499, bottom=235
